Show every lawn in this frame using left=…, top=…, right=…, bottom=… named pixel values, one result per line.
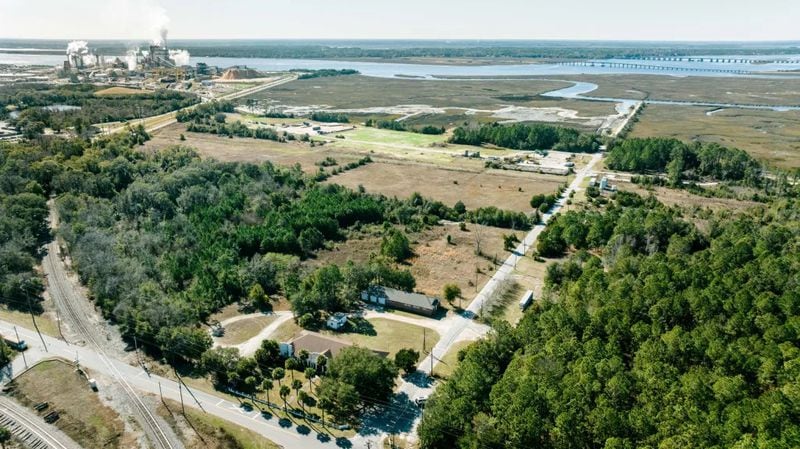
left=435, top=340, right=474, bottom=379
left=629, top=104, right=800, bottom=169
left=158, top=399, right=281, bottom=449
left=217, top=315, right=278, bottom=346
left=333, top=318, right=440, bottom=359
left=9, top=359, right=135, bottom=449
left=267, top=317, right=439, bottom=360
left=0, top=306, right=59, bottom=337
left=337, top=126, right=448, bottom=147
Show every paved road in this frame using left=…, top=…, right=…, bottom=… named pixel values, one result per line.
left=100, top=75, right=298, bottom=136
left=0, top=321, right=344, bottom=449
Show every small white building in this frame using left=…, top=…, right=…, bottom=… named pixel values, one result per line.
left=326, top=313, right=348, bottom=330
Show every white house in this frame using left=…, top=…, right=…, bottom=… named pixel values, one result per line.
left=326, top=312, right=348, bottom=330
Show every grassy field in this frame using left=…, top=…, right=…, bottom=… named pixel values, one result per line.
left=218, top=315, right=278, bottom=346
left=144, top=124, right=364, bottom=172
left=564, top=74, right=800, bottom=106
left=158, top=399, right=280, bottom=449
left=267, top=316, right=439, bottom=360
left=613, top=181, right=764, bottom=212
left=630, top=104, right=800, bottom=169
left=9, top=359, right=134, bottom=449
left=334, top=318, right=440, bottom=359
left=328, top=160, right=566, bottom=211
left=0, top=306, right=59, bottom=337
left=246, top=75, right=571, bottom=110
left=436, top=340, right=474, bottom=379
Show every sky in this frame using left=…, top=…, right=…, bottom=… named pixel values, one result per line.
left=1, top=0, right=799, bottom=42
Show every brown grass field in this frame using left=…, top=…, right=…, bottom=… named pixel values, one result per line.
left=143, top=124, right=364, bottom=173
left=328, top=160, right=566, bottom=210
left=311, top=222, right=515, bottom=300
left=146, top=123, right=568, bottom=210
left=614, top=181, right=764, bottom=212
left=564, top=74, right=800, bottom=106
left=629, top=104, right=800, bottom=169
left=246, top=75, right=572, bottom=110
left=10, top=360, right=135, bottom=449
left=94, top=86, right=149, bottom=96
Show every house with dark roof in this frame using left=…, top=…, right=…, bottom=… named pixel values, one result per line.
left=361, top=286, right=440, bottom=317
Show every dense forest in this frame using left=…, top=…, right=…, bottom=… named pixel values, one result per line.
left=451, top=122, right=602, bottom=153
left=606, top=137, right=764, bottom=186
left=365, top=119, right=445, bottom=135
left=1, top=84, right=198, bottom=137
left=0, top=142, right=50, bottom=313
left=0, top=130, right=530, bottom=360
left=419, top=192, right=800, bottom=449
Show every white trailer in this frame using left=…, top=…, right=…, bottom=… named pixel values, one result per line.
left=519, top=290, right=534, bottom=310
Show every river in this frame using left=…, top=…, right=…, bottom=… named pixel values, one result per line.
left=4, top=53, right=800, bottom=78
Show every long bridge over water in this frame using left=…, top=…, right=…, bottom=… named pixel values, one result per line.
left=562, top=60, right=750, bottom=75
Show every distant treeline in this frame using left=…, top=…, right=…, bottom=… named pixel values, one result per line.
left=178, top=101, right=287, bottom=142
left=310, top=112, right=350, bottom=123
left=606, top=137, right=763, bottom=186
left=365, top=119, right=445, bottom=135
left=451, top=123, right=601, bottom=153
left=292, top=69, right=360, bottom=79
left=148, top=44, right=800, bottom=61
left=1, top=83, right=198, bottom=138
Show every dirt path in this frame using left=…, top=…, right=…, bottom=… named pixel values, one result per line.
left=214, top=311, right=293, bottom=356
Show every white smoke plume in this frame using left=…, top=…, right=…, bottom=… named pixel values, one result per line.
left=66, top=40, right=89, bottom=55
left=66, top=40, right=97, bottom=67
left=126, top=49, right=139, bottom=70
left=154, top=27, right=168, bottom=47
left=170, top=49, right=191, bottom=66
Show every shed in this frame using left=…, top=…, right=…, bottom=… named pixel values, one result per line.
left=362, top=286, right=440, bottom=317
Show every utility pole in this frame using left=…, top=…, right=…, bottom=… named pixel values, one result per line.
left=24, top=287, right=47, bottom=352
left=14, top=327, right=27, bottom=369
left=422, top=328, right=426, bottom=354
left=178, top=378, right=185, bottom=415
left=158, top=381, right=165, bottom=406
left=430, top=349, right=434, bottom=377
left=175, top=368, right=205, bottom=412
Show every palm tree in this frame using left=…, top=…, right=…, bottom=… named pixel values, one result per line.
left=316, top=355, right=328, bottom=375
left=272, top=367, right=285, bottom=388
left=297, top=390, right=309, bottom=416
left=285, top=358, right=296, bottom=381
left=304, top=367, right=316, bottom=388
left=0, top=426, right=9, bottom=449
left=318, top=397, right=332, bottom=428
left=279, top=385, right=291, bottom=412
left=291, top=378, right=303, bottom=409
left=261, top=379, right=274, bottom=407
left=298, top=349, right=310, bottom=367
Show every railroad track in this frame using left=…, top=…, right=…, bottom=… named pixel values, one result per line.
left=43, top=242, right=178, bottom=449
left=0, top=399, right=72, bottom=449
